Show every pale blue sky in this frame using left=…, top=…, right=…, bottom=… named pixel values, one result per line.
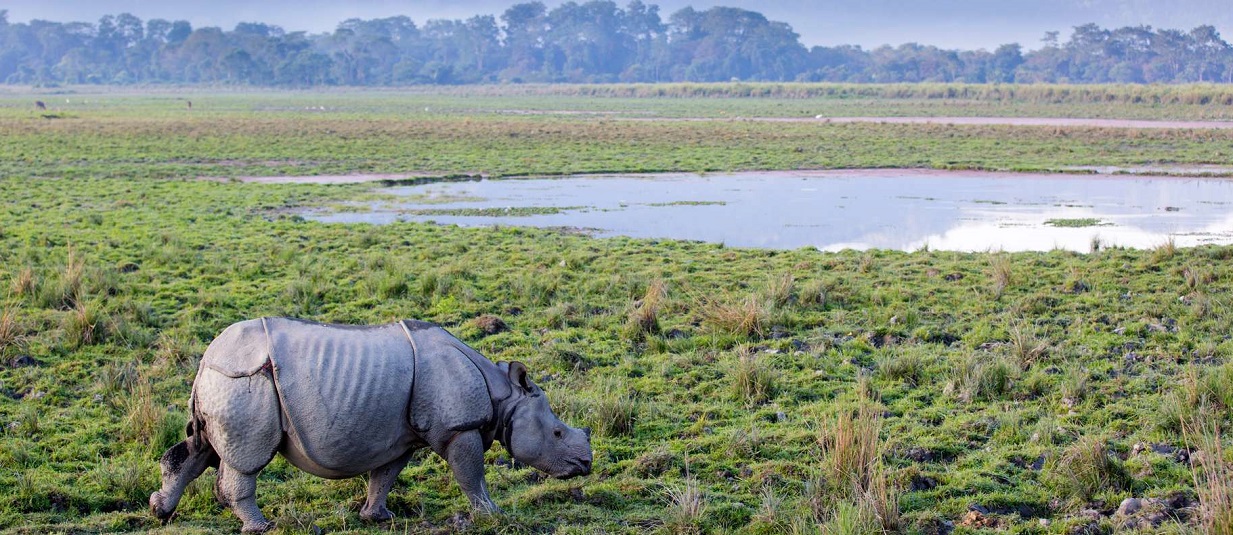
left=3, top=0, right=1230, bottom=51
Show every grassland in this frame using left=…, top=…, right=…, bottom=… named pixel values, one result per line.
left=0, top=87, right=1232, bottom=534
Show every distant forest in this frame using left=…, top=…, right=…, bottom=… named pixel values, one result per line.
left=2, top=2, right=1232, bottom=86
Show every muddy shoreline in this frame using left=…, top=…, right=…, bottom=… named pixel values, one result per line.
left=231, top=167, right=1233, bottom=185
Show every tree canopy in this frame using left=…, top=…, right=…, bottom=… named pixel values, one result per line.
left=1, top=3, right=1230, bottom=86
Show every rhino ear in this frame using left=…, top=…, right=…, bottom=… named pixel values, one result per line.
left=508, top=361, right=534, bottom=392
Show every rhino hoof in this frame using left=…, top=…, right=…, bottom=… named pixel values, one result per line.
left=149, top=491, right=173, bottom=522
left=241, top=520, right=274, bottom=533
left=360, top=506, right=394, bottom=523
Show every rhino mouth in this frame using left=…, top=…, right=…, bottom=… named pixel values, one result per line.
left=553, top=459, right=593, bottom=479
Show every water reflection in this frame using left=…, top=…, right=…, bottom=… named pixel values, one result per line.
left=306, top=170, right=1233, bottom=252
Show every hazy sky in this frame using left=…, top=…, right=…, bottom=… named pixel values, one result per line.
left=4, top=0, right=1231, bottom=51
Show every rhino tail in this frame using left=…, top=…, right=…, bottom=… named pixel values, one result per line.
left=185, top=385, right=209, bottom=452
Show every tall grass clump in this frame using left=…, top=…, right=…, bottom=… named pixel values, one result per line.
left=0, top=309, right=20, bottom=355
left=365, top=269, right=409, bottom=300
left=1044, top=435, right=1129, bottom=507
left=876, top=350, right=924, bottom=386
left=10, top=267, right=36, bottom=298
left=797, top=278, right=827, bottom=308
left=665, top=475, right=707, bottom=533
left=625, top=279, right=667, bottom=340
left=154, top=327, right=205, bottom=367
left=585, top=377, right=639, bottom=437
left=988, top=255, right=1012, bottom=298
left=62, top=300, right=108, bottom=348
left=1184, top=411, right=1233, bottom=535
left=1008, top=323, right=1049, bottom=370
left=124, top=379, right=164, bottom=446
left=763, top=272, right=796, bottom=308
left=283, top=272, right=325, bottom=317
left=732, top=346, right=777, bottom=405
left=702, top=295, right=767, bottom=338
left=1152, top=237, right=1178, bottom=264
left=38, top=249, right=86, bottom=309
left=948, top=353, right=1015, bottom=403
left=817, top=403, right=900, bottom=532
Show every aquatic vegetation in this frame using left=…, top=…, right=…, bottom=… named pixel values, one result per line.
left=1045, top=218, right=1107, bottom=227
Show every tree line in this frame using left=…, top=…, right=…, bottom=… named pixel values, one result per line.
left=2, top=2, right=1231, bottom=86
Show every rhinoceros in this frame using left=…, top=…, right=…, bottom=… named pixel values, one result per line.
left=149, top=317, right=593, bottom=532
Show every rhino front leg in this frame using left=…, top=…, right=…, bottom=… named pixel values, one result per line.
left=360, top=451, right=413, bottom=522
left=445, top=430, right=501, bottom=515
left=149, top=439, right=217, bottom=521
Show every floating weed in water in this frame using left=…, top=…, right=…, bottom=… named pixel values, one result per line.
left=399, top=206, right=584, bottom=217
left=1045, top=217, right=1108, bottom=227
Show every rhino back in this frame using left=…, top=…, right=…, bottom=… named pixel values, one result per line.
left=266, top=318, right=416, bottom=475
left=200, top=319, right=271, bottom=378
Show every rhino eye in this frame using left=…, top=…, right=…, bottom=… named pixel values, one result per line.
left=553, top=428, right=563, bottom=439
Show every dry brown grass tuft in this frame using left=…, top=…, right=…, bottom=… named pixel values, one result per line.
left=0, top=309, right=20, bottom=355
left=1185, top=413, right=1233, bottom=535
left=9, top=268, right=36, bottom=297
left=665, top=475, right=707, bottom=533
left=702, top=295, right=766, bottom=337
left=817, top=402, right=901, bottom=532
left=63, top=300, right=107, bottom=348
left=626, top=279, right=667, bottom=338
left=124, top=379, right=163, bottom=445
left=733, top=346, right=777, bottom=405
left=988, top=255, right=1012, bottom=298
left=1009, top=323, right=1049, bottom=370
left=1152, top=237, right=1178, bottom=263
left=763, top=273, right=796, bottom=308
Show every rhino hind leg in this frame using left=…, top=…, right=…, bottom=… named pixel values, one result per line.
left=360, top=451, right=414, bottom=523
left=149, top=438, right=218, bottom=522
left=195, top=369, right=283, bottom=532
left=219, top=461, right=274, bottom=533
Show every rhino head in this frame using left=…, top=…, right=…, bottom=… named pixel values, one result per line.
left=499, top=361, right=593, bottom=479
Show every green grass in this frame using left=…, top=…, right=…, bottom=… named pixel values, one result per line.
left=0, top=87, right=1230, bottom=534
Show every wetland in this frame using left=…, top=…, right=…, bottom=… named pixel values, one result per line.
left=1, top=85, right=1232, bottom=534
left=309, top=170, right=1233, bottom=252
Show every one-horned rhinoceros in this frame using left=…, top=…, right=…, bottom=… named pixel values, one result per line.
left=149, top=317, right=592, bottom=532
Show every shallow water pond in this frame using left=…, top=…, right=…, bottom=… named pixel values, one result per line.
left=306, top=170, right=1233, bottom=252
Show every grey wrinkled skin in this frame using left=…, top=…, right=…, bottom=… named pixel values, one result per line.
left=149, top=318, right=592, bottom=533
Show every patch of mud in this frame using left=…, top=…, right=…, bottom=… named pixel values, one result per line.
left=1062, top=165, right=1233, bottom=177
left=229, top=173, right=491, bottom=185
